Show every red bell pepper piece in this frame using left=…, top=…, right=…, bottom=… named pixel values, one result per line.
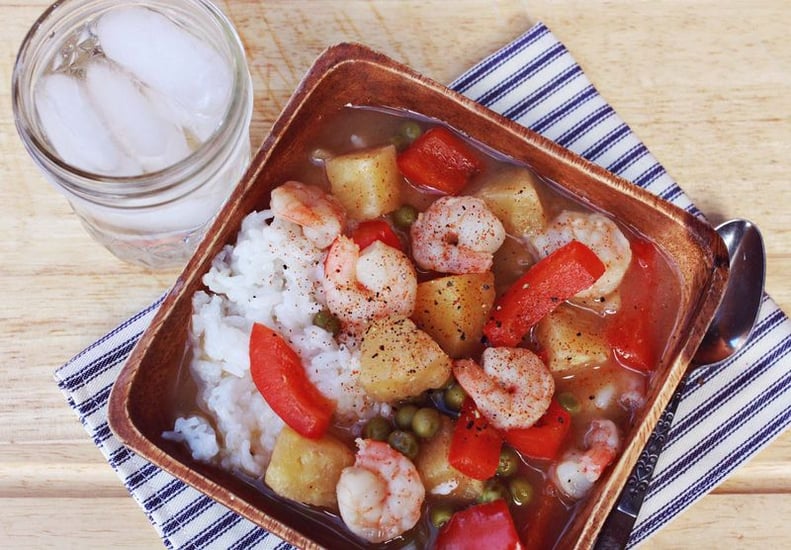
left=249, top=323, right=335, bottom=438
left=504, top=399, right=571, bottom=461
left=436, top=499, right=523, bottom=550
left=448, top=398, right=503, bottom=480
left=350, top=219, right=403, bottom=251
left=606, top=237, right=658, bottom=372
left=396, top=126, right=481, bottom=195
left=484, top=240, right=606, bottom=347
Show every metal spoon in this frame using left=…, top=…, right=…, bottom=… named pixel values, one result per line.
left=693, top=220, right=766, bottom=365
left=595, top=219, right=766, bottom=549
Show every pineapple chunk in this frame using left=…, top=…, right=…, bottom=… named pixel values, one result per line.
left=474, top=165, right=546, bottom=237
left=325, top=144, right=401, bottom=220
left=415, top=415, right=484, bottom=501
left=411, top=272, right=495, bottom=359
left=360, top=317, right=452, bottom=402
left=535, top=304, right=608, bottom=372
left=264, top=426, right=354, bottom=511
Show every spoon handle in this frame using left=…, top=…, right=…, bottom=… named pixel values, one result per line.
left=594, top=377, right=687, bottom=549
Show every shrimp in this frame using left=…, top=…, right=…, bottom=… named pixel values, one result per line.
left=322, top=235, right=417, bottom=327
left=453, top=347, right=555, bottom=431
left=410, top=196, right=506, bottom=274
left=531, top=211, right=632, bottom=303
left=552, top=419, right=620, bottom=499
left=336, top=438, right=426, bottom=543
left=270, top=180, right=346, bottom=249
left=562, top=364, right=647, bottom=417
left=619, top=371, right=647, bottom=412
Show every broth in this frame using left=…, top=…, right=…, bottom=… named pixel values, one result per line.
left=169, top=105, right=682, bottom=549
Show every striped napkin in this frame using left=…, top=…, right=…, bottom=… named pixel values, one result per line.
left=55, top=22, right=791, bottom=549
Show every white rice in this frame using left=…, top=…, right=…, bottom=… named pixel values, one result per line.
left=164, top=211, right=383, bottom=477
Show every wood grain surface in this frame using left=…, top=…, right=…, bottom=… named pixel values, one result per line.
left=1, top=1, right=788, bottom=548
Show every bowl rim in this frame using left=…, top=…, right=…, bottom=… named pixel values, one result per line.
left=108, top=41, right=730, bottom=549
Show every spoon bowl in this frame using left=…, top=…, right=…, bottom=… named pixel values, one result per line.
left=693, top=219, right=766, bottom=366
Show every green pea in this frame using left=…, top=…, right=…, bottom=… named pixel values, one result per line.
left=443, top=383, right=466, bottom=412
left=390, top=134, right=408, bottom=150
left=496, top=447, right=520, bottom=477
left=313, top=308, right=341, bottom=336
left=362, top=415, right=392, bottom=441
left=412, top=407, right=441, bottom=439
left=391, top=204, right=419, bottom=229
left=430, top=504, right=455, bottom=528
left=477, top=478, right=508, bottom=504
left=401, top=121, right=423, bottom=142
left=508, top=476, right=534, bottom=506
left=395, top=404, right=419, bottom=430
left=557, top=391, right=581, bottom=414
left=388, top=430, right=419, bottom=460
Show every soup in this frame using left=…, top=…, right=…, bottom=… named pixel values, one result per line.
left=165, top=106, right=681, bottom=549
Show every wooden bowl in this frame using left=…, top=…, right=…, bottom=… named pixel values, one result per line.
left=108, top=43, right=729, bottom=549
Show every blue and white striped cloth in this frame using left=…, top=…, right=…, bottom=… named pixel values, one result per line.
left=55, top=22, right=791, bottom=549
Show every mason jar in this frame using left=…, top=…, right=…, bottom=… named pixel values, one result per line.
left=12, top=0, right=254, bottom=269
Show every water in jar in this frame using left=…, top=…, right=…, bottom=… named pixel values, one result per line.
left=26, top=3, right=252, bottom=268
left=36, top=5, right=233, bottom=176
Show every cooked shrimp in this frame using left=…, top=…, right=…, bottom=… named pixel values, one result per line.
left=270, top=180, right=346, bottom=249
left=336, top=438, right=426, bottom=543
left=563, top=364, right=646, bottom=416
left=552, top=419, right=620, bottom=499
left=619, top=372, right=647, bottom=412
left=453, top=347, right=554, bottom=431
left=322, top=235, right=417, bottom=327
left=531, top=211, right=632, bottom=303
left=410, top=196, right=506, bottom=274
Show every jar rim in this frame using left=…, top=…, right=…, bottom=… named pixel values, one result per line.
left=12, top=0, right=253, bottom=201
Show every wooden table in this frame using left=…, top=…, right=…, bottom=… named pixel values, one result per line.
left=2, top=1, right=789, bottom=548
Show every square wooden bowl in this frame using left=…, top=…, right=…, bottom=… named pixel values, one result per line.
left=108, top=43, right=729, bottom=549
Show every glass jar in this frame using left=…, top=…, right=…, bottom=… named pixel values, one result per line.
left=12, top=0, right=254, bottom=269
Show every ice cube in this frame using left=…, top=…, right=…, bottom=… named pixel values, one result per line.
left=34, top=73, right=142, bottom=176
left=85, top=60, right=192, bottom=173
left=96, top=6, right=233, bottom=142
